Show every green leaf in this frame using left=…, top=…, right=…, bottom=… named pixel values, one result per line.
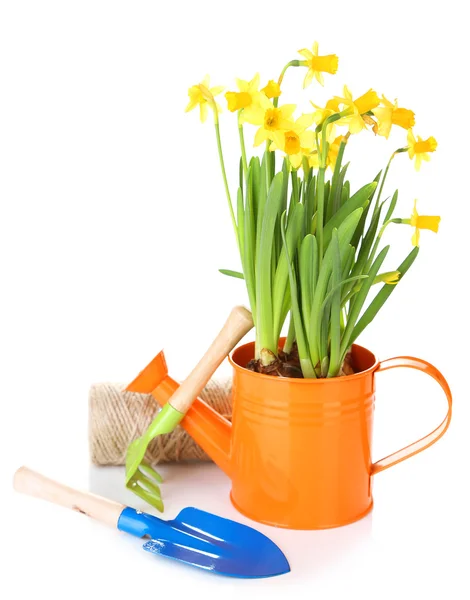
left=340, top=245, right=390, bottom=359
left=237, top=187, right=245, bottom=264
left=219, top=269, right=244, bottom=279
left=255, top=172, right=284, bottom=355
left=323, top=181, right=377, bottom=249
left=280, top=211, right=316, bottom=378
left=343, top=202, right=384, bottom=302
left=383, top=189, right=398, bottom=223
left=243, top=168, right=257, bottom=320
left=308, top=208, right=364, bottom=367
left=341, top=180, right=350, bottom=205
left=299, top=234, right=317, bottom=337
left=328, top=139, right=348, bottom=218
left=328, top=229, right=342, bottom=377
left=255, top=152, right=269, bottom=262
left=342, top=244, right=355, bottom=280
left=250, top=156, right=261, bottom=231
left=272, top=202, right=304, bottom=338
left=350, top=170, right=381, bottom=249
left=349, top=247, right=419, bottom=344
left=321, top=275, right=368, bottom=311
left=305, top=176, right=316, bottom=229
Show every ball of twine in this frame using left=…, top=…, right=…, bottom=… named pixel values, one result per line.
left=88, top=378, right=232, bottom=466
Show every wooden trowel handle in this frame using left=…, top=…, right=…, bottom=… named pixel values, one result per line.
left=13, top=466, right=125, bottom=528
left=169, top=305, right=253, bottom=414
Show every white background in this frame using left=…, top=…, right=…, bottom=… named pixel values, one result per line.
left=1, top=1, right=469, bottom=598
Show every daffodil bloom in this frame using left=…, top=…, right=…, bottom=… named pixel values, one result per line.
left=406, top=130, right=438, bottom=171
left=397, top=200, right=441, bottom=246
left=225, top=73, right=261, bottom=113
left=334, top=86, right=380, bottom=134
left=311, top=98, right=342, bottom=126
left=309, top=134, right=345, bottom=171
left=269, top=114, right=315, bottom=168
left=261, top=80, right=281, bottom=99
left=298, top=42, right=339, bottom=87
left=242, top=94, right=296, bottom=146
left=372, top=96, right=416, bottom=138
left=185, top=75, right=224, bottom=123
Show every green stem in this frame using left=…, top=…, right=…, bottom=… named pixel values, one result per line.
left=274, top=60, right=300, bottom=108
left=363, top=220, right=393, bottom=273
left=316, top=166, right=326, bottom=262
left=376, top=152, right=395, bottom=207
left=214, top=120, right=238, bottom=244
left=238, top=112, right=248, bottom=177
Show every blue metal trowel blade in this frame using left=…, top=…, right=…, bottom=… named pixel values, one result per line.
left=118, top=506, right=290, bottom=578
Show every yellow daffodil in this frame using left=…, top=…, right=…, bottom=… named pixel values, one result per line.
left=311, top=98, right=342, bottom=126
left=269, top=114, right=315, bottom=168
left=398, top=200, right=441, bottom=246
left=372, top=96, right=415, bottom=138
left=185, top=75, right=224, bottom=123
left=309, top=134, right=346, bottom=171
left=225, top=73, right=261, bottom=113
left=242, top=94, right=296, bottom=146
left=410, top=200, right=441, bottom=246
left=298, top=42, right=339, bottom=87
left=407, top=130, right=438, bottom=171
left=334, top=86, right=380, bottom=134
left=261, top=80, right=281, bottom=99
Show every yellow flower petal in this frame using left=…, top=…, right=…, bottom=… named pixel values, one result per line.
left=280, top=104, right=297, bottom=119
left=271, top=130, right=286, bottom=150
left=348, top=115, right=365, bottom=134
left=290, top=153, right=303, bottom=169
left=199, top=102, right=208, bottom=123
left=303, top=69, right=315, bottom=89
left=254, top=127, right=269, bottom=146
left=315, top=71, right=325, bottom=86
left=210, top=86, right=225, bottom=97
left=412, top=227, right=420, bottom=246
left=262, top=80, right=281, bottom=99
left=372, top=106, right=393, bottom=138
left=298, top=48, right=313, bottom=60
left=250, top=73, right=260, bottom=91
left=242, top=105, right=265, bottom=125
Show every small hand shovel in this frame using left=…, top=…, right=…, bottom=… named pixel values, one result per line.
left=13, top=467, right=290, bottom=578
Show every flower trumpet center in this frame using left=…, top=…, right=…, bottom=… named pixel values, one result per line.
left=354, top=90, right=380, bottom=114
left=264, top=108, right=282, bottom=131
left=392, top=108, right=416, bottom=130
left=309, top=54, right=339, bottom=74
left=225, top=91, right=252, bottom=112
left=414, top=136, right=438, bottom=154
left=413, top=215, right=441, bottom=232
left=284, top=131, right=301, bottom=155
left=262, top=80, right=281, bottom=99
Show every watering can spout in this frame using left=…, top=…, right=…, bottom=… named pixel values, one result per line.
left=126, top=351, right=232, bottom=477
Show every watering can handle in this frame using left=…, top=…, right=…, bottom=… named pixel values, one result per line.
left=168, top=306, right=254, bottom=414
left=371, top=356, right=452, bottom=475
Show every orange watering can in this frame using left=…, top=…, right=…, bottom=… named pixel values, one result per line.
left=127, top=340, right=452, bottom=530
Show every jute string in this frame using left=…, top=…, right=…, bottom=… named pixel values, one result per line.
left=88, top=378, right=232, bottom=466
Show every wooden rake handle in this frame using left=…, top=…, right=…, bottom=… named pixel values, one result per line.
left=13, top=466, right=125, bottom=528
left=169, top=306, right=254, bottom=414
